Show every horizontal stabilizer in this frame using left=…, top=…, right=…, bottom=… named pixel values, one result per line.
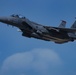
left=71, top=21, right=76, bottom=28
left=58, top=20, right=66, bottom=28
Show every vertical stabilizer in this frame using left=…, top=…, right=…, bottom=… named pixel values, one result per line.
left=70, top=21, right=76, bottom=37
left=71, top=21, right=76, bottom=28
left=58, top=20, right=66, bottom=28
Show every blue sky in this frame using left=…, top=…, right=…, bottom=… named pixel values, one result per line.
left=0, top=0, right=76, bottom=75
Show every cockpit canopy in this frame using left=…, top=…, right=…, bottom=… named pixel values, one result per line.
left=11, top=14, right=26, bottom=19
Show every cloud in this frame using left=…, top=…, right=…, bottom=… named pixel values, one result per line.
left=1, top=49, right=62, bottom=75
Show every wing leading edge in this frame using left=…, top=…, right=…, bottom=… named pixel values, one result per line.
left=44, top=26, right=76, bottom=32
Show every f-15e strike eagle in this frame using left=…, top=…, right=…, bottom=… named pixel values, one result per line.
left=0, top=14, right=76, bottom=44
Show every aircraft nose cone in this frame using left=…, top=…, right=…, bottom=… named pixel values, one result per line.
left=0, top=17, right=8, bottom=23
left=0, top=17, right=6, bottom=22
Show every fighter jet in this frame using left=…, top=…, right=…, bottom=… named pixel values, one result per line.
left=0, top=14, right=76, bottom=44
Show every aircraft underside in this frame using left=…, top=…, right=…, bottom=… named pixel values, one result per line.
left=22, top=29, right=71, bottom=44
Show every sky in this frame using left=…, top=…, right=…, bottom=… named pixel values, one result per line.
left=0, top=0, right=76, bottom=75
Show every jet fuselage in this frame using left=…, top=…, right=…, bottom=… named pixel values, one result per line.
left=0, top=14, right=76, bottom=44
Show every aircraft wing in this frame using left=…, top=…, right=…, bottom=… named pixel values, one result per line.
left=44, top=26, right=76, bottom=32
